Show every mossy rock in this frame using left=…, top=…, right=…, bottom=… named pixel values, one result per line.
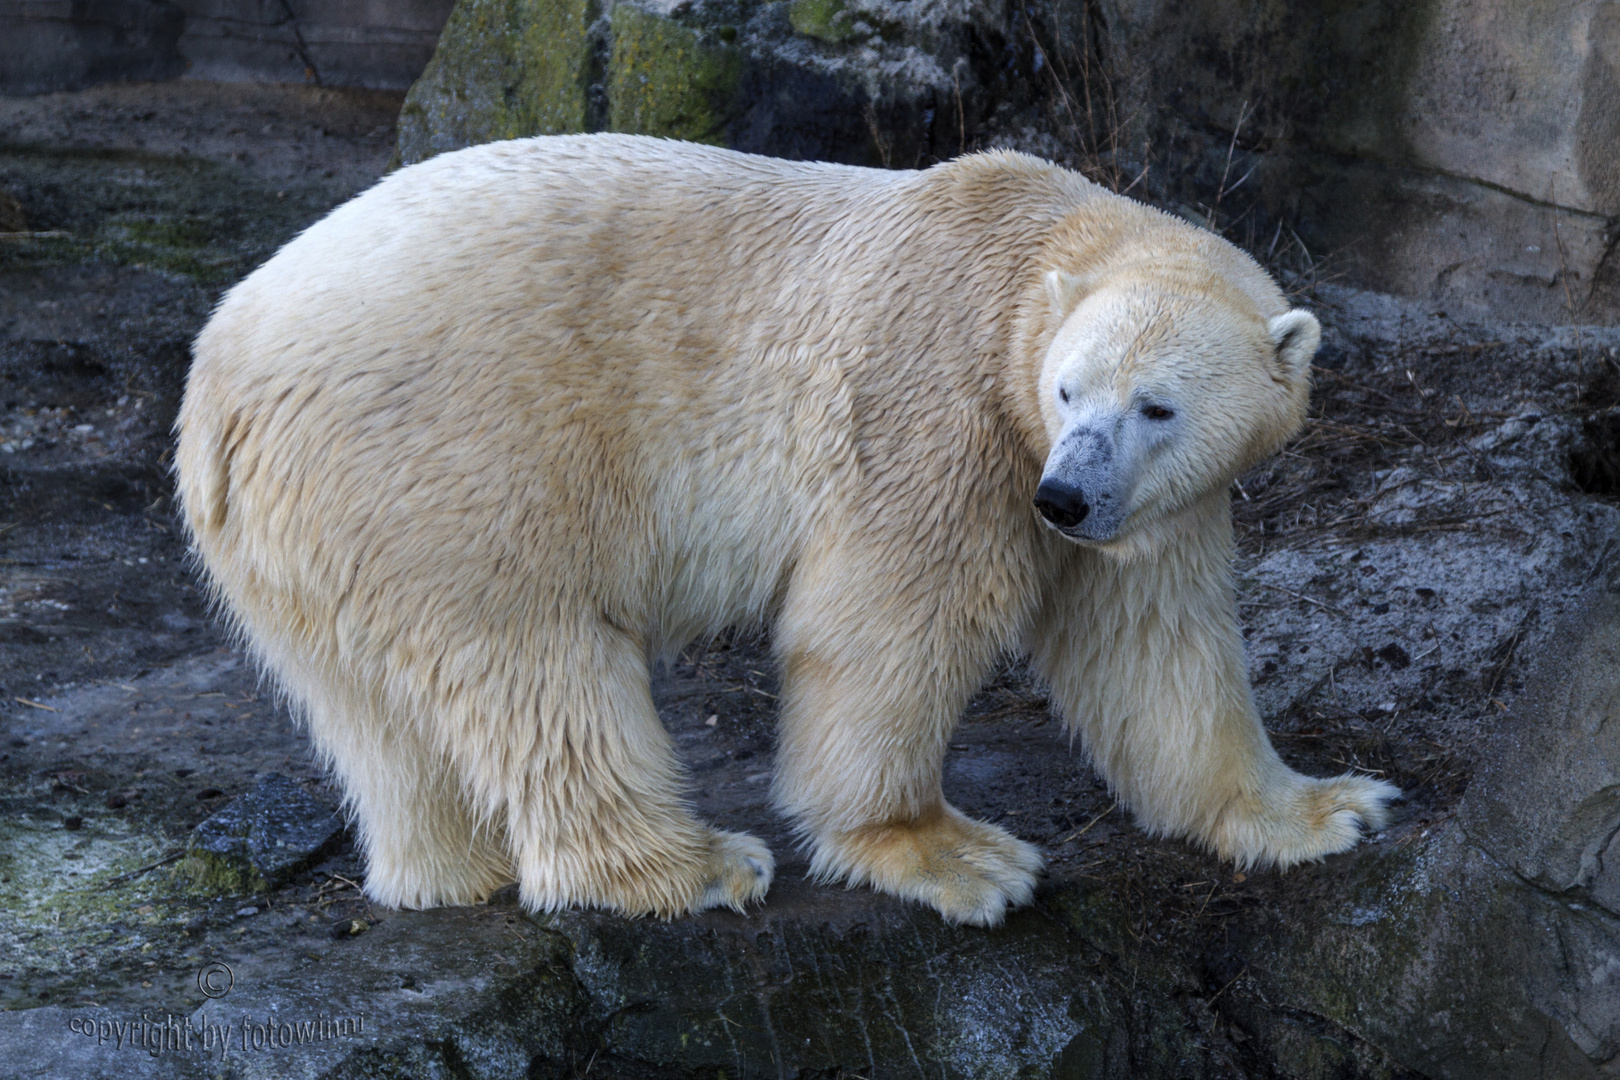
left=399, top=0, right=748, bottom=160
left=396, top=0, right=603, bottom=167
left=608, top=5, right=742, bottom=143
left=394, top=0, right=999, bottom=169
left=788, top=0, right=856, bottom=44
left=0, top=189, right=26, bottom=232
left=178, top=774, right=345, bottom=896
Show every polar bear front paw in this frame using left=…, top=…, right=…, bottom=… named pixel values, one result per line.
left=810, top=804, right=1044, bottom=927
left=693, top=828, right=775, bottom=913
left=1211, top=771, right=1401, bottom=871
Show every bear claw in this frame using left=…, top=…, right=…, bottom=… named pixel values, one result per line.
left=694, top=829, right=775, bottom=913
left=1210, top=771, right=1402, bottom=871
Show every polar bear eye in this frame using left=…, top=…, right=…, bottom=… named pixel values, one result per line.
left=1143, top=404, right=1174, bottom=421
left=1058, top=388, right=1070, bottom=403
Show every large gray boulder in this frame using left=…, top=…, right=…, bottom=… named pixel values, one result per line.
left=1102, top=0, right=1620, bottom=327
left=393, top=0, right=1010, bottom=168
left=1239, top=590, right=1620, bottom=1079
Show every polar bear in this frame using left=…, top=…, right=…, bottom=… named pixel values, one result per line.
left=175, top=133, right=1396, bottom=926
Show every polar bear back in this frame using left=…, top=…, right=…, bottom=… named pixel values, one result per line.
left=179, top=137, right=1109, bottom=658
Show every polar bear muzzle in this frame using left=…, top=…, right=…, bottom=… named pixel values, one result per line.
left=1037, top=416, right=1138, bottom=541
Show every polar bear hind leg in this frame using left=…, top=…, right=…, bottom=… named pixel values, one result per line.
left=296, top=680, right=516, bottom=909
left=492, top=618, right=774, bottom=917
left=296, top=614, right=773, bottom=917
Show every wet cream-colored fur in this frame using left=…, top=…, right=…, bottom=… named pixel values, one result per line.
left=176, top=134, right=1397, bottom=927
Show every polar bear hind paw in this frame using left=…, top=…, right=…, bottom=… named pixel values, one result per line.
left=1212, top=771, right=1401, bottom=872
left=693, top=829, right=776, bottom=913
left=811, top=805, right=1044, bottom=927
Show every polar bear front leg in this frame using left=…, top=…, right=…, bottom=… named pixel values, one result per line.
left=1031, top=497, right=1399, bottom=869
left=773, top=567, right=1042, bottom=927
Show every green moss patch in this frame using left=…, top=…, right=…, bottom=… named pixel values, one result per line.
left=608, top=4, right=742, bottom=144
left=396, top=0, right=599, bottom=166
left=789, top=0, right=856, bottom=43
left=0, top=809, right=179, bottom=985
left=171, top=850, right=267, bottom=896
left=0, top=149, right=330, bottom=284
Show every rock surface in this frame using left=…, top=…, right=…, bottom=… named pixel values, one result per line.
left=4, top=80, right=1620, bottom=1079
left=184, top=776, right=345, bottom=893
left=1236, top=592, right=1620, bottom=1080
left=1, top=1, right=456, bottom=95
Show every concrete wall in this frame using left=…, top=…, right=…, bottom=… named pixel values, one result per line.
left=0, top=0, right=454, bottom=93
left=1, top=1, right=188, bottom=94
left=175, top=0, right=456, bottom=87
left=1099, top=0, right=1620, bottom=326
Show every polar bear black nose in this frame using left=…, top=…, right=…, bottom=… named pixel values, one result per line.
left=1034, top=479, right=1090, bottom=528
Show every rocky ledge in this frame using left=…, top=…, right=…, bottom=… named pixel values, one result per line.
left=2, top=81, right=1620, bottom=1079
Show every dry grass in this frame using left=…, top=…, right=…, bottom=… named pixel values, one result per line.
left=1231, top=364, right=1534, bottom=555
left=1019, top=0, right=1144, bottom=195
left=1016, top=7, right=1348, bottom=307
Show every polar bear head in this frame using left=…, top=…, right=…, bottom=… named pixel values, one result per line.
left=1032, top=264, right=1317, bottom=556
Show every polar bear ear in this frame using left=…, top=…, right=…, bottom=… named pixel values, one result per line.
left=1044, top=270, right=1088, bottom=316
left=1268, top=309, right=1320, bottom=385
